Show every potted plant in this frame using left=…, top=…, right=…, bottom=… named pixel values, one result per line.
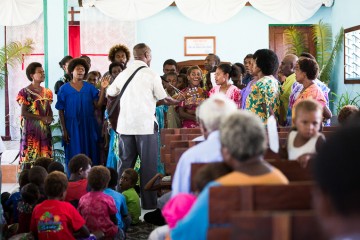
left=313, top=20, right=344, bottom=85
left=331, top=91, right=360, bottom=115
left=283, top=20, right=344, bottom=85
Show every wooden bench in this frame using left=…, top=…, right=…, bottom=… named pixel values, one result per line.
left=268, top=160, right=313, bottom=181
left=179, top=128, right=202, bottom=134
left=160, top=128, right=201, bottom=145
left=190, top=160, right=312, bottom=192
left=208, top=183, right=313, bottom=240
left=223, top=211, right=326, bottom=240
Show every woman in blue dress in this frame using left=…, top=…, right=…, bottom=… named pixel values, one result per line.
left=56, top=58, right=109, bottom=173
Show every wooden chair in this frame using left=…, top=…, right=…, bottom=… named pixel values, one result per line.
left=228, top=211, right=326, bottom=240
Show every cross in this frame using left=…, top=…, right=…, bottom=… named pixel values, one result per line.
left=68, top=7, right=80, bottom=25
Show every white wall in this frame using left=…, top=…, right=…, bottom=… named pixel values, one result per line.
left=0, top=27, right=4, bottom=136
left=45, top=0, right=66, bottom=110
left=330, top=0, right=360, bottom=112
left=137, top=6, right=332, bottom=75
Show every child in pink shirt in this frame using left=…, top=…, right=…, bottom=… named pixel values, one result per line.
left=78, top=166, right=124, bottom=239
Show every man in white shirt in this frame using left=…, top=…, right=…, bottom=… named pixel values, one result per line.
left=107, top=43, right=179, bottom=209
left=171, top=93, right=237, bottom=197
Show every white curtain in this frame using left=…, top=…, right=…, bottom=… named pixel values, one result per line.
left=0, top=0, right=42, bottom=26
left=175, top=0, right=248, bottom=24
left=80, top=7, right=136, bottom=75
left=88, top=0, right=173, bottom=21
left=0, top=0, right=333, bottom=26
left=249, top=0, right=333, bottom=23
left=7, top=15, right=44, bottom=140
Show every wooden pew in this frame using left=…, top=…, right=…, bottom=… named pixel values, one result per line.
left=207, top=183, right=313, bottom=240
left=323, top=126, right=337, bottom=131
left=268, top=160, right=313, bottom=181
left=190, top=163, right=208, bottom=192
left=227, top=211, right=326, bottom=240
left=160, top=128, right=179, bottom=144
left=264, top=148, right=281, bottom=160
left=179, top=128, right=202, bottom=134
left=190, top=160, right=312, bottom=192
left=181, top=133, right=202, bottom=141
left=160, top=140, right=196, bottom=191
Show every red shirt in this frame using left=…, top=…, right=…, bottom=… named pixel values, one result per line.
left=31, top=200, right=85, bottom=240
left=78, top=191, right=118, bottom=237
left=65, top=179, right=88, bottom=202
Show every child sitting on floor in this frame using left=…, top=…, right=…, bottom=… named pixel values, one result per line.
left=78, top=166, right=123, bottom=239
left=104, top=168, right=130, bottom=233
left=285, top=99, right=325, bottom=168
left=4, top=169, right=29, bottom=224
left=28, top=166, right=48, bottom=203
left=65, top=154, right=92, bottom=208
left=31, top=171, right=90, bottom=239
left=119, top=168, right=141, bottom=225
left=47, top=161, right=65, bottom=173
left=33, top=157, right=53, bottom=172
left=17, top=183, right=40, bottom=234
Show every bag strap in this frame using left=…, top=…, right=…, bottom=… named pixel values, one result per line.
left=108, top=66, right=146, bottom=116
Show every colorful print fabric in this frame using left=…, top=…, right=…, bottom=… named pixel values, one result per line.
left=245, top=76, right=281, bottom=124
left=16, top=87, right=53, bottom=166
left=178, top=87, right=207, bottom=128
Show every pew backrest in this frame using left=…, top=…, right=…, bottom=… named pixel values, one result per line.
left=209, top=182, right=313, bottom=225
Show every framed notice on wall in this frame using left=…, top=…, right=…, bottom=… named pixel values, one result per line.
left=184, top=36, right=216, bottom=56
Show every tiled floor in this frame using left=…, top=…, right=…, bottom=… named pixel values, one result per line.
left=1, top=183, right=19, bottom=194
left=1, top=141, right=20, bottom=192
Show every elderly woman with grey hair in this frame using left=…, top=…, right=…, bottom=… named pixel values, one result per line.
left=170, top=111, right=289, bottom=240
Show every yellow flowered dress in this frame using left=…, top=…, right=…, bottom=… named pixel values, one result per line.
left=16, top=87, right=53, bottom=166
left=245, top=76, right=281, bottom=124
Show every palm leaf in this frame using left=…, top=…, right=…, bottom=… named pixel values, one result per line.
left=53, top=149, right=65, bottom=164
left=319, top=27, right=344, bottom=84
left=284, top=26, right=308, bottom=56
left=51, top=136, right=63, bottom=145
left=50, top=121, right=62, bottom=132
left=330, top=91, right=360, bottom=114
left=313, top=20, right=333, bottom=70
left=0, top=38, right=35, bottom=89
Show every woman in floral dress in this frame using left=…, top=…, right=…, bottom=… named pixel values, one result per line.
left=178, top=66, right=207, bottom=128
left=16, top=62, right=53, bottom=168
left=246, top=49, right=281, bottom=124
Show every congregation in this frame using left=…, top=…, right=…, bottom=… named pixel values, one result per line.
left=1, top=41, right=360, bottom=240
